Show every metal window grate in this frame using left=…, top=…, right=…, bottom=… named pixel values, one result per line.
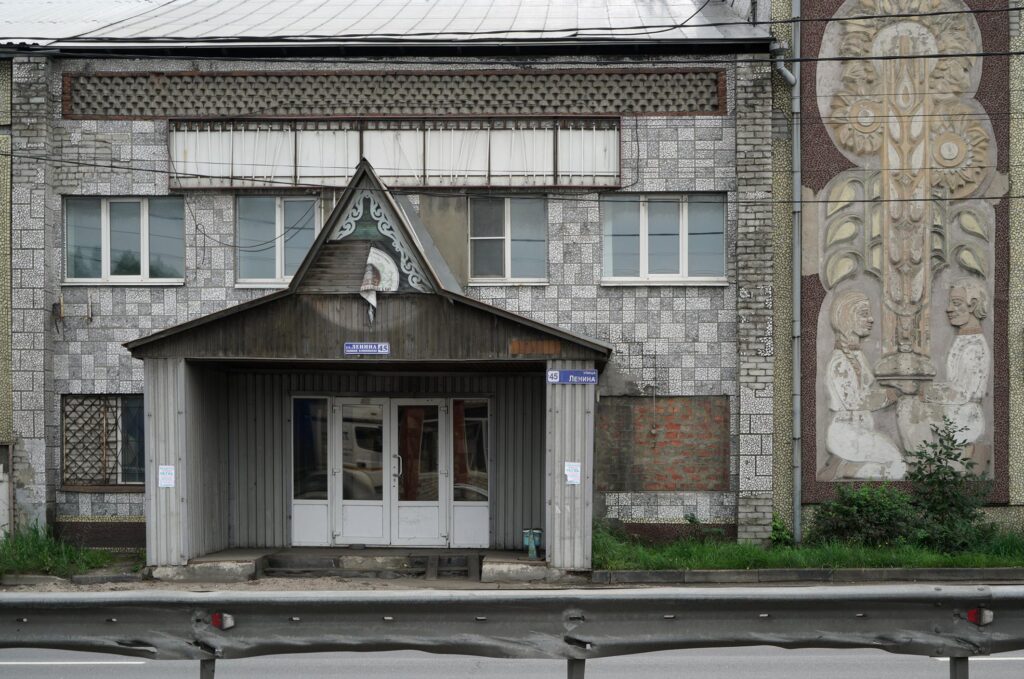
left=62, top=395, right=144, bottom=486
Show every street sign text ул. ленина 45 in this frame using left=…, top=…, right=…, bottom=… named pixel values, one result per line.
left=344, top=342, right=391, bottom=355
left=546, top=369, right=598, bottom=385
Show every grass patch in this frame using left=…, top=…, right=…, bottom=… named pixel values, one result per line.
left=0, top=526, right=113, bottom=578
left=592, top=525, right=1024, bottom=571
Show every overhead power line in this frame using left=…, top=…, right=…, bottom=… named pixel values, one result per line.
left=18, top=3, right=1019, bottom=45
left=3, top=148, right=1019, bottom=209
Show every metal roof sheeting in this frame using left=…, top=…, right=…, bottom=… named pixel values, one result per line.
left=1, top=0, right=769, bottom=48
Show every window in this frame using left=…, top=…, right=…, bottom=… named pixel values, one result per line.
left=469, top=196, right=547, bottom=282
left=65, top=197, right=185, bottom=283
left=237, top=196, right=318, bottom=284
left=62, top=395, right=144, bottom=487
left=601, top=194, right=726, bottom=283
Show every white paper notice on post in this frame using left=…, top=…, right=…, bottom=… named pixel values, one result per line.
left=564, top=461, right=581, bottom=485
left=158, top=465, right=175, bottom=488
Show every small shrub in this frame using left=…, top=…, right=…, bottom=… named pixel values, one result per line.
left=770, top=514, right=794, bottom=548
left=905, top=417, right=991, bottom=552
left=0, top=525, right=112, bottom=578
left=808, top=483, right=919, bottom=547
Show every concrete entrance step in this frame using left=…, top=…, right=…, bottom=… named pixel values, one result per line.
left=481, top=553, right=560, bottom=582
left=262, top=552, right=483, bottom=581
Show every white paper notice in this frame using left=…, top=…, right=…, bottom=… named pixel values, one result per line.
left=158, top=465, right=175, bottom=488
left=564, top=461, right=581, bottom=485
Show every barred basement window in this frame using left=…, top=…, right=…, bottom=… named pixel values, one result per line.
left=62, top=395, right=144, bottom=487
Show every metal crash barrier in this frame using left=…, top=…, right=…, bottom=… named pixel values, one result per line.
left=1, top=585, right=1023, bottom=678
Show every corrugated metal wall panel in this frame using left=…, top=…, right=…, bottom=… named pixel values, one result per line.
left=145, top=358, right=187, bottom=566
left=184, top=365, right=230, bottom=558
left=225, top=370, right=544, bottom=550
left=544, top=360, right=595, bottom=570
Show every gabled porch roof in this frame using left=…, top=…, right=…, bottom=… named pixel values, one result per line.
left=125, top=160, right=611, bottom=365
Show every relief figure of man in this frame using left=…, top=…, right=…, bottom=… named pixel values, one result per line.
left=897, top=278, right=991, bottom=470
left=825, top=289, right=906, bottom=479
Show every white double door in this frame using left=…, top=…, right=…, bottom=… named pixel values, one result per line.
left=333, top=398, right=450, bottom=546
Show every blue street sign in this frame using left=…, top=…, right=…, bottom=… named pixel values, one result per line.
left=344, top=342, right=391, bottom=355
left=546, top=369, right=599, bottom=385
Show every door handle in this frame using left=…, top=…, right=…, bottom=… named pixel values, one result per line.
left=395, top=454, right=403, bottom=478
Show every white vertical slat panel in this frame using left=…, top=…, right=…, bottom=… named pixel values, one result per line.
left=424, top=128, right=489, bottom=186
left=362, top=130, right=424, bottom=185
left=296, top=129, right=359, bottom=185
left=168, top=126, right=232, bottom=188
left=489, top=128, right=555, bottom=186
left=544, top=360, right=596, bottom=570
left=556, top=126, right=619, bottom=186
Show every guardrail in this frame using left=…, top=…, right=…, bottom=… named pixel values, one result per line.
left=2, top=585, right=1023, bottom=678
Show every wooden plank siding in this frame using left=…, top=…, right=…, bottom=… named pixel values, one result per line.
left=213, top=368, right=546, bottom=551
left=130, top=294, right=604, bottom=363
left=296, top=241, right=372, bottom=295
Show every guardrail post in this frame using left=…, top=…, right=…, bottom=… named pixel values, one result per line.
left=200, top=658, right=216, bottom=678
left=567, top=658, right=585, bottom=679
left=948, top=657, right=968, bottom=679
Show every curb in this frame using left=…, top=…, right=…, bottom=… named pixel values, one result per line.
left=592, top=567, right=1024, bottom=585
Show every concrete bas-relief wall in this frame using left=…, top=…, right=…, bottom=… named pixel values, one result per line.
left=802, top=0, right=1009, bottom=496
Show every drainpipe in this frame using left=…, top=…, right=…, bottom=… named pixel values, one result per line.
left=789, top=0, right=803, bottom=544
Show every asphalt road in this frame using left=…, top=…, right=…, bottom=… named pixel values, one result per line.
left=1, top=647, right=1023, bottom=678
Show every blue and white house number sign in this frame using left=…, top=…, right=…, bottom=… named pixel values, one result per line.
left=546, top=369, right=599, bottom=385
left=344, top=342, right=391, bottom=355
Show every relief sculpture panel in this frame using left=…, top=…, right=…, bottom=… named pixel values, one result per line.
left=813, top=0, right=1003, bottom=481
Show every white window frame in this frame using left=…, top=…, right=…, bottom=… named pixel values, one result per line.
left=236, top=195, right=320, bottom=287
left=64, top=197, right=186, bottom=285
left=468, top=196, right=548, bottom=285
left=601, top=194, right=727, bottom=286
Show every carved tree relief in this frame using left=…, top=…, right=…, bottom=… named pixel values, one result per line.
left=814, top=0, right=1000, bottom=481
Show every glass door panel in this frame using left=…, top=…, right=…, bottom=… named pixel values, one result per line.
left=397, top=405, right=439, bottom=502
left=392, top=399, right=447, bottom=545
left=291, top=397, right=329, bottom=546
left=335, top=399, right=389, bottom=545
left=342, top=404, right=385, bottom=501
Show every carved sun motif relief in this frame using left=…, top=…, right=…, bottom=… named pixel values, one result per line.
left=814, top=0, right=1001, bottom=482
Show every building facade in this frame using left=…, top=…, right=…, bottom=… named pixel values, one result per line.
left=2, top=0, right=779, bottom=567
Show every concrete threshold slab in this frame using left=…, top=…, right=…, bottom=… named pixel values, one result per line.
left=481, top=554, right=562, bottom=583
left=150, top=561, right=257, bottom=583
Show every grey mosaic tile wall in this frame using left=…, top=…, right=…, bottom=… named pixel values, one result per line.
left=7, top=55, right=773, bottom=531
left=603, top=491, right=736, bottom=524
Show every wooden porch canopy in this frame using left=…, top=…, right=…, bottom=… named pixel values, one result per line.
left=126, top=161, right=605, bottom=571
left=125, top=160, right=611, bottom=366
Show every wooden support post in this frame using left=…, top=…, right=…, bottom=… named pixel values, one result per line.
left=200, top=658, right=216, bottom=679
left=949, top=657, right=969, bottom=679
left=567, top=658, right=585, bottom=679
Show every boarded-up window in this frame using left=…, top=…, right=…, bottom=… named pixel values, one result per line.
left=594, top=396, right=730, bottom=492
left=62, top=395, right=145, bottom=487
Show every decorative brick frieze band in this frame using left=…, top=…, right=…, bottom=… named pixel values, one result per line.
left=64, top=69, right=724, bottom=119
